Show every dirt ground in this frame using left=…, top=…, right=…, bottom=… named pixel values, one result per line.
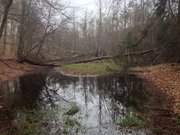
left=132, top=64, right=180, bottom=135
left=0, top=59, right=46, bottom=81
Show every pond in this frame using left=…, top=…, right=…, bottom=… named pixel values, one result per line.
left=0, top=71, right=153, bottom=135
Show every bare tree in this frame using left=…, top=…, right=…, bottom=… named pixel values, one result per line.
left=0, top=0, right=13, bottom=39
left=96, top=0, right=103, bottom=56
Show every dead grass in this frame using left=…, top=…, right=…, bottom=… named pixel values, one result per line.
left=60, top=59, right=123, bottom=76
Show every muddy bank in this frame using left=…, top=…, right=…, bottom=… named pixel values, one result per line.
left=132, top=64, right=180, bottom=135
left=0, top=59, right=50, bottom=81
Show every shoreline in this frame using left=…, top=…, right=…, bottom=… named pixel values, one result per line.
left=58, top=68, right=123, bottom=78
left=131, top=63, right=180, bottom=135
left=0, top=59, right=49, bottom=82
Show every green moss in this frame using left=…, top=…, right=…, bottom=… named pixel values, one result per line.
left=64, top=117, right=80, bottom=127
left=62, top=59, right=125, bottom=75
left=14, top=108, right=63, bottom=135
left=65, top=104, right=80, bottom=116
left=9, top=105, right=84, bottom=135
left=176, top=115, right=180, bottom=125
left=63, top=116, right=82, bottom=135
left=152, top=128, right=163, bottom=135
left=116, top=112, right=145, bottom=128
left=16, top=110, right=43, bottom=135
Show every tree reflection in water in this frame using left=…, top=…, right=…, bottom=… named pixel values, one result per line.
left=0, top=72, right=151, bottom=135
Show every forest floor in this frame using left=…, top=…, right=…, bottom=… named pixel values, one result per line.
left=131, top=64, right=180, bottom=135
left=0, top=59, right=47, bottom=81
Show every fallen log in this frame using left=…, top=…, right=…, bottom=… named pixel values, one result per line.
left=17, top=55, right=118, bottom=67
left=17, top=59, right=60, bottom=67
left=44, top=54, right=96, bottom=63
left=124, top=49, right=155, bottom=56
left=71, top=56, right=116, bottom=64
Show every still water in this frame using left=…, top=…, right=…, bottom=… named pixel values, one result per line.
left=0, top=71, right=152, bottom=135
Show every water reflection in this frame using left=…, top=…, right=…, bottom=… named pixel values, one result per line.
left=0, top=72, right=152, bottom=135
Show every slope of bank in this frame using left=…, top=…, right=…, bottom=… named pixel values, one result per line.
left=0, top=59, right=48, bottom=81
left=131, top=64, right=180, bottom=135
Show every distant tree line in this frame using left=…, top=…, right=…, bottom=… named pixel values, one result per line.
left=0, top=0, right=180, bottom=65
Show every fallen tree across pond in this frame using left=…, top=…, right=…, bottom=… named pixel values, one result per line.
left=70, top=56, right=116, bottom=64
left=16, top=55, right=118, bottom=67
left=43, top=55, right=118, bottom=65
left=124, top=49, right=156, bottom=56
left=17, top=58, right=61, bottom=67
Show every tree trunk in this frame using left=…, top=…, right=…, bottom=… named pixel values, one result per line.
left=3, top=22, right=7, bottom=55
left=17, top=0, right=26, bottom=62
left=0, top=0, right=13, bottom=40
left=156, top=0, right=167, bottom=17
left=178, top=0, right=180, bottom=23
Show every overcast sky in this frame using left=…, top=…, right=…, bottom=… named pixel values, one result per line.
left=61, top=0, right=112, bottom=20
left=63, top=0, right=97, bottom=11
left=59, top=0, right=99, bottom=20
